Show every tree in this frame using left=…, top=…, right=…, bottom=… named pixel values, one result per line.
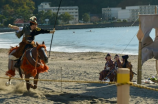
left=59, top=12, right=73, bottom=24
left=0, top=0, right=35, bottom=22
left=82, top=13, right=90, bottom=23
left=37, top=10, right=59, bottom=25
left=0, top=15, right=5, bottom=24
left=37, top=11, right=45, bottom=24
left=16, top=8, right=32, bottom=22
left=3, top=17, right=14, bottom=26
left=123, top=19, right=127, bottom=22
left=50, top=13, right=59, bottom=25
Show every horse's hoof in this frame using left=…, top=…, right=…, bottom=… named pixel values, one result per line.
left=5, top=82, right=11, bottom=86
left=33, top=85, right=37, bottom=89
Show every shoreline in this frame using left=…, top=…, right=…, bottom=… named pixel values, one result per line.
left=0, top=22, right=139, bottom=32
left=0, top=47, right=138, bottom=56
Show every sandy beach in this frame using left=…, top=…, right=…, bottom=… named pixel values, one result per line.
left=0, top=48, right=158, bottom=104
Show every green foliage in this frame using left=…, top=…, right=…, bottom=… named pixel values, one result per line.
left=59, top=12, right=73, bottom=24
left=50, top=13, right=59, bottom=25
left=3, top=17, right=14, bottom=27
left=0, top=0, right=35, bottom=25
left=37, top=11, right=45, bottom=24
left=0, top=24, right=4, bottom=28
left=0, top=15, right=5, bottom=24
left=117, top=19, right=122, bottom=22
left=82, top=13, right=90, bottom=23
left=123, top=19, right=127, bottom=22
left=37, top=10, right=59, bottom=25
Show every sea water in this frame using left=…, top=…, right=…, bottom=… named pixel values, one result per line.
left=0, top=26, right=156, bottom=55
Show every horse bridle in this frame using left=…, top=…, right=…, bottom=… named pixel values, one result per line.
left=29, top=48, right=43, bottom=65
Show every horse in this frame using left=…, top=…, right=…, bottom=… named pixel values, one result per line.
left=6, top=41, right=49, bottom=91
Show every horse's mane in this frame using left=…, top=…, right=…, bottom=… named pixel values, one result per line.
left=36, top=44, right=46, bottom=50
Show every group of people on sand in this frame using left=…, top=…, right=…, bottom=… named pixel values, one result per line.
left=99, top=53, right=135, bottom=82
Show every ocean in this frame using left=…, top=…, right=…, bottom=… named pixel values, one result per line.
left=0, top=26, right=156, bottom=55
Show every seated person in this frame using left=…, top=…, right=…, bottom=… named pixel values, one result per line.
left=121, top=55, right=134, bottom=81
left=99, top=53, right=114, bottom=81
left=105, top=54, right=122, bottom=82
left=112, top=54, right=122, bottom=81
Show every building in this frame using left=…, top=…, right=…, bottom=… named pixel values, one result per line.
left=102, top=5, right=158, bottom=22
left=118, top=10, right=131, bottom=21
left=125, top=5, right=157, bottom=21
left=38, top=2, right=79, bottom=24
left=14, top=19, right=29, bottom=26
left=102, top=7, right=122, bottom=20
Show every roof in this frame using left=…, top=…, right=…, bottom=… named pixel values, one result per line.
left=14, top=19, right=29, bottom=24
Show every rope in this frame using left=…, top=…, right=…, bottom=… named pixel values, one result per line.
left=49, top=0, right=63, bottom=57
left=0, top=77, right=116, bottom=84
left=121, top=32, right=137, bottom=54
left=109, top=17, right=138, bottom=55
left=1, top=76, right=158, bottom=92
left=116, top=82, right=158, bottom=92
left=121, top=18, right=139, bottom=54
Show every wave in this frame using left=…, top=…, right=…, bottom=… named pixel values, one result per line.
left=46, top=46, right=138, bottom=55
left=0, top=32, right=14, bottom=35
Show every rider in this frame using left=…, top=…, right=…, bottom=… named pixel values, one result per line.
left=8, top=16, right=55, bottom=68
left=121, top=55, right=134, bottom=81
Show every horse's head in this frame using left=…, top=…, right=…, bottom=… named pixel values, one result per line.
left=36, top=41, right=48, bottom=63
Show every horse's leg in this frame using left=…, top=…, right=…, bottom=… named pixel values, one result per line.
left=25, top=75, right=31, bottom=91
left=6, top=59, right=15, bottom=86
left=32, top=73, right=39, bottom=89
left=18, top=67, right=23, bottom=79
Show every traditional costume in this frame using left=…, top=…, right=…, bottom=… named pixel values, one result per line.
left=8, top=16, right=54, bottom=68
left=99, top=53, right=114, bottom=81
left=112, top=54, right=122, bottom=81
left=121, top=55, right=134, bottom=81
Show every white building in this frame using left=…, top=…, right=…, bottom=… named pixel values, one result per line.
left=38, top=2, right=79, bottom=24
left=102, top=5, right=158, bottom=22
left=102, top=7, right=122, bottom=20
left=118, top=10, right=131, bottom=21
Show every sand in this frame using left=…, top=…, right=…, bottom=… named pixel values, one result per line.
left=0, top=48, right=158, bottom=104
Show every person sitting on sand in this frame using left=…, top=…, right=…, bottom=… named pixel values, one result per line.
left=99, top=53, right=114, bottom=81
left=104, top=54, right=122, bottom=82
left=121, top=55, right=134, bottom=81
left=112, top=54, right=122, bottom=81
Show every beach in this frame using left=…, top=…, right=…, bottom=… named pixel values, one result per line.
left=0, top=48, right=158, bottom=104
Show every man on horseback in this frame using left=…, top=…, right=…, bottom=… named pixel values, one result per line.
left=8, top=16, right=55, bottom=68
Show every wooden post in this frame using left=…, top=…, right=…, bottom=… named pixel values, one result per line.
left=137, top=13, right=142, bottom=84
left=155, top=6, right=158, bottom=77
left=117, top=68, right=130, bottom=104
left=137, top=40, right=142, bottom=84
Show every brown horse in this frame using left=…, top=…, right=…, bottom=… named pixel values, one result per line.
left=6, top=41, right=49, bottom=91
